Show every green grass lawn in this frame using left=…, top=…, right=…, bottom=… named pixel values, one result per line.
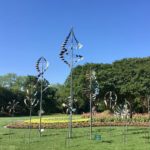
left=0, top=116, right=150, bottom=150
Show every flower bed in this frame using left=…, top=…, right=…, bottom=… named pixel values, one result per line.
left=6, top=113, right=150, bottom=129
left=6, top=120, right=150, bottom=129
left=6, top=117, right=90, bottom=129
left=24, top=118, right=89, bottom=124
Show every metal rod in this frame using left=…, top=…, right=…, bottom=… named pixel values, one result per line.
left=148, top=96, right=150, bottom=142
left=39, top=64, right=44, bottom=137
left=110, top=92, right=112, bottom=110
left=90, top=68, right=92, bottom=140
left=148, top=96, right=150, bottom=120
left=29, top=107, right=32, bottom=143
left=68, top=30, right=74, bottom=138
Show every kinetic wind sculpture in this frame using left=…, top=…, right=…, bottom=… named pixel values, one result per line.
left=24, top=84, right=39, bottom=142
left=6, top=100, right=19, bottom=116
left=86, top=70, right=99, bottom=140
left=114, top=100, right=130, bottom=144
left=62, top=96, right=77, bottom=114
left=114, top=100, right=130, bottom=119
left=59, top=28, right=84, bottom=138
left=104, top=91, right=117, bottom=111
left=104, top=91, right=117, bottom=138
left=36, top=57, right=49, bottom=137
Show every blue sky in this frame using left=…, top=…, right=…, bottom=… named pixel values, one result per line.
left=0, top=0, right=150, bottom=84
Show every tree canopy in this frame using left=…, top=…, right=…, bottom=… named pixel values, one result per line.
left=1, top=57, right=150, bottom=116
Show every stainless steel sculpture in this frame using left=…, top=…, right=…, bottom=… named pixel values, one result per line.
left=59, top=28, right=83, bottom=138
left=104, top=91, right=117, bottom=110
left=36, top=57, right=49, bottom=137
left=24, top=84, right=39, bottom=142
left=6, top=100, right=19, bottom=116
left=86, top=69, right=99, bottom=140
left=114, top=100, right=130, bottom=119
left=114, top=99, right=130, bottom=144
left=104, top=91, right=117, bottom=139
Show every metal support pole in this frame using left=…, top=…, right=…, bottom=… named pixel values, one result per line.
left=148, top=96, right=150, bottom=120
left=148, top=96, right=150, bottom=142
left=110, top=92, right=112, bottom=110
left=39, top=66, right=43, bottom=137
left=90, top=69, right=92, bottom=140
left=29, top=106, right=32, bottom=143
left=68, top=32, right=74, bottom=139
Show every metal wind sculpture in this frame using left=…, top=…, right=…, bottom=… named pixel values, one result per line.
left=36, top=57, right=49, bottom=137
left=104, top=91, right=117, bottom=139
left=114, top=100, right=130, bottom=119
left=104, top=91, right=117, bottom=111
left=86, top=69, right=99, bottom=140
left=59, top=28, right=84, bottom=138
left=24, top=84, right=39, bottom=142
left=62, top=96, right=77, bottom=114
left=6, top=100, right=19, bottom=116
left=114, top=100, right=130, bottom=144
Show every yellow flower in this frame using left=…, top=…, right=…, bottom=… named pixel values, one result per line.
left=24, top=117, right=89, bottom=124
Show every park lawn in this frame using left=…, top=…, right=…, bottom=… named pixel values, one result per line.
left=0, top=116, right=150, bottom=150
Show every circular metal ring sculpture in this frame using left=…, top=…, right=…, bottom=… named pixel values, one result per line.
left=104, top=91, right=117, bottom=110
left=59, top=28, right=84, bottom=138
left=36, top=56, right=49, bottom=137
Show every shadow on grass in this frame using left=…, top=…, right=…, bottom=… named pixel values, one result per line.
left=2, top=132, right=14, bottom=136
left=102, top=140, right=113, bottom=144
left=131, top=131, right=147, bottom=135
left=141, top=135, right=150, bottom=139
left=66, top=144, right=80, bottom=148
left=42, top=133, right=60, bottom=137
left=95, top=128, right=115, bottom=132
left=71, top=134, right=87, bottom=139
left=127, top=128, right=147, bottom=131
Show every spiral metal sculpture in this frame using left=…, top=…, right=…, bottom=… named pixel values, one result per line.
left=36, top=57, right=49, bottom=78
left=59, top=28, right=84, bottom=138
left=85, top=71, right=99, bottom=100
left=36, top=56, right=49, bottom=137
left=59, top=28, right=83, bottom=67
